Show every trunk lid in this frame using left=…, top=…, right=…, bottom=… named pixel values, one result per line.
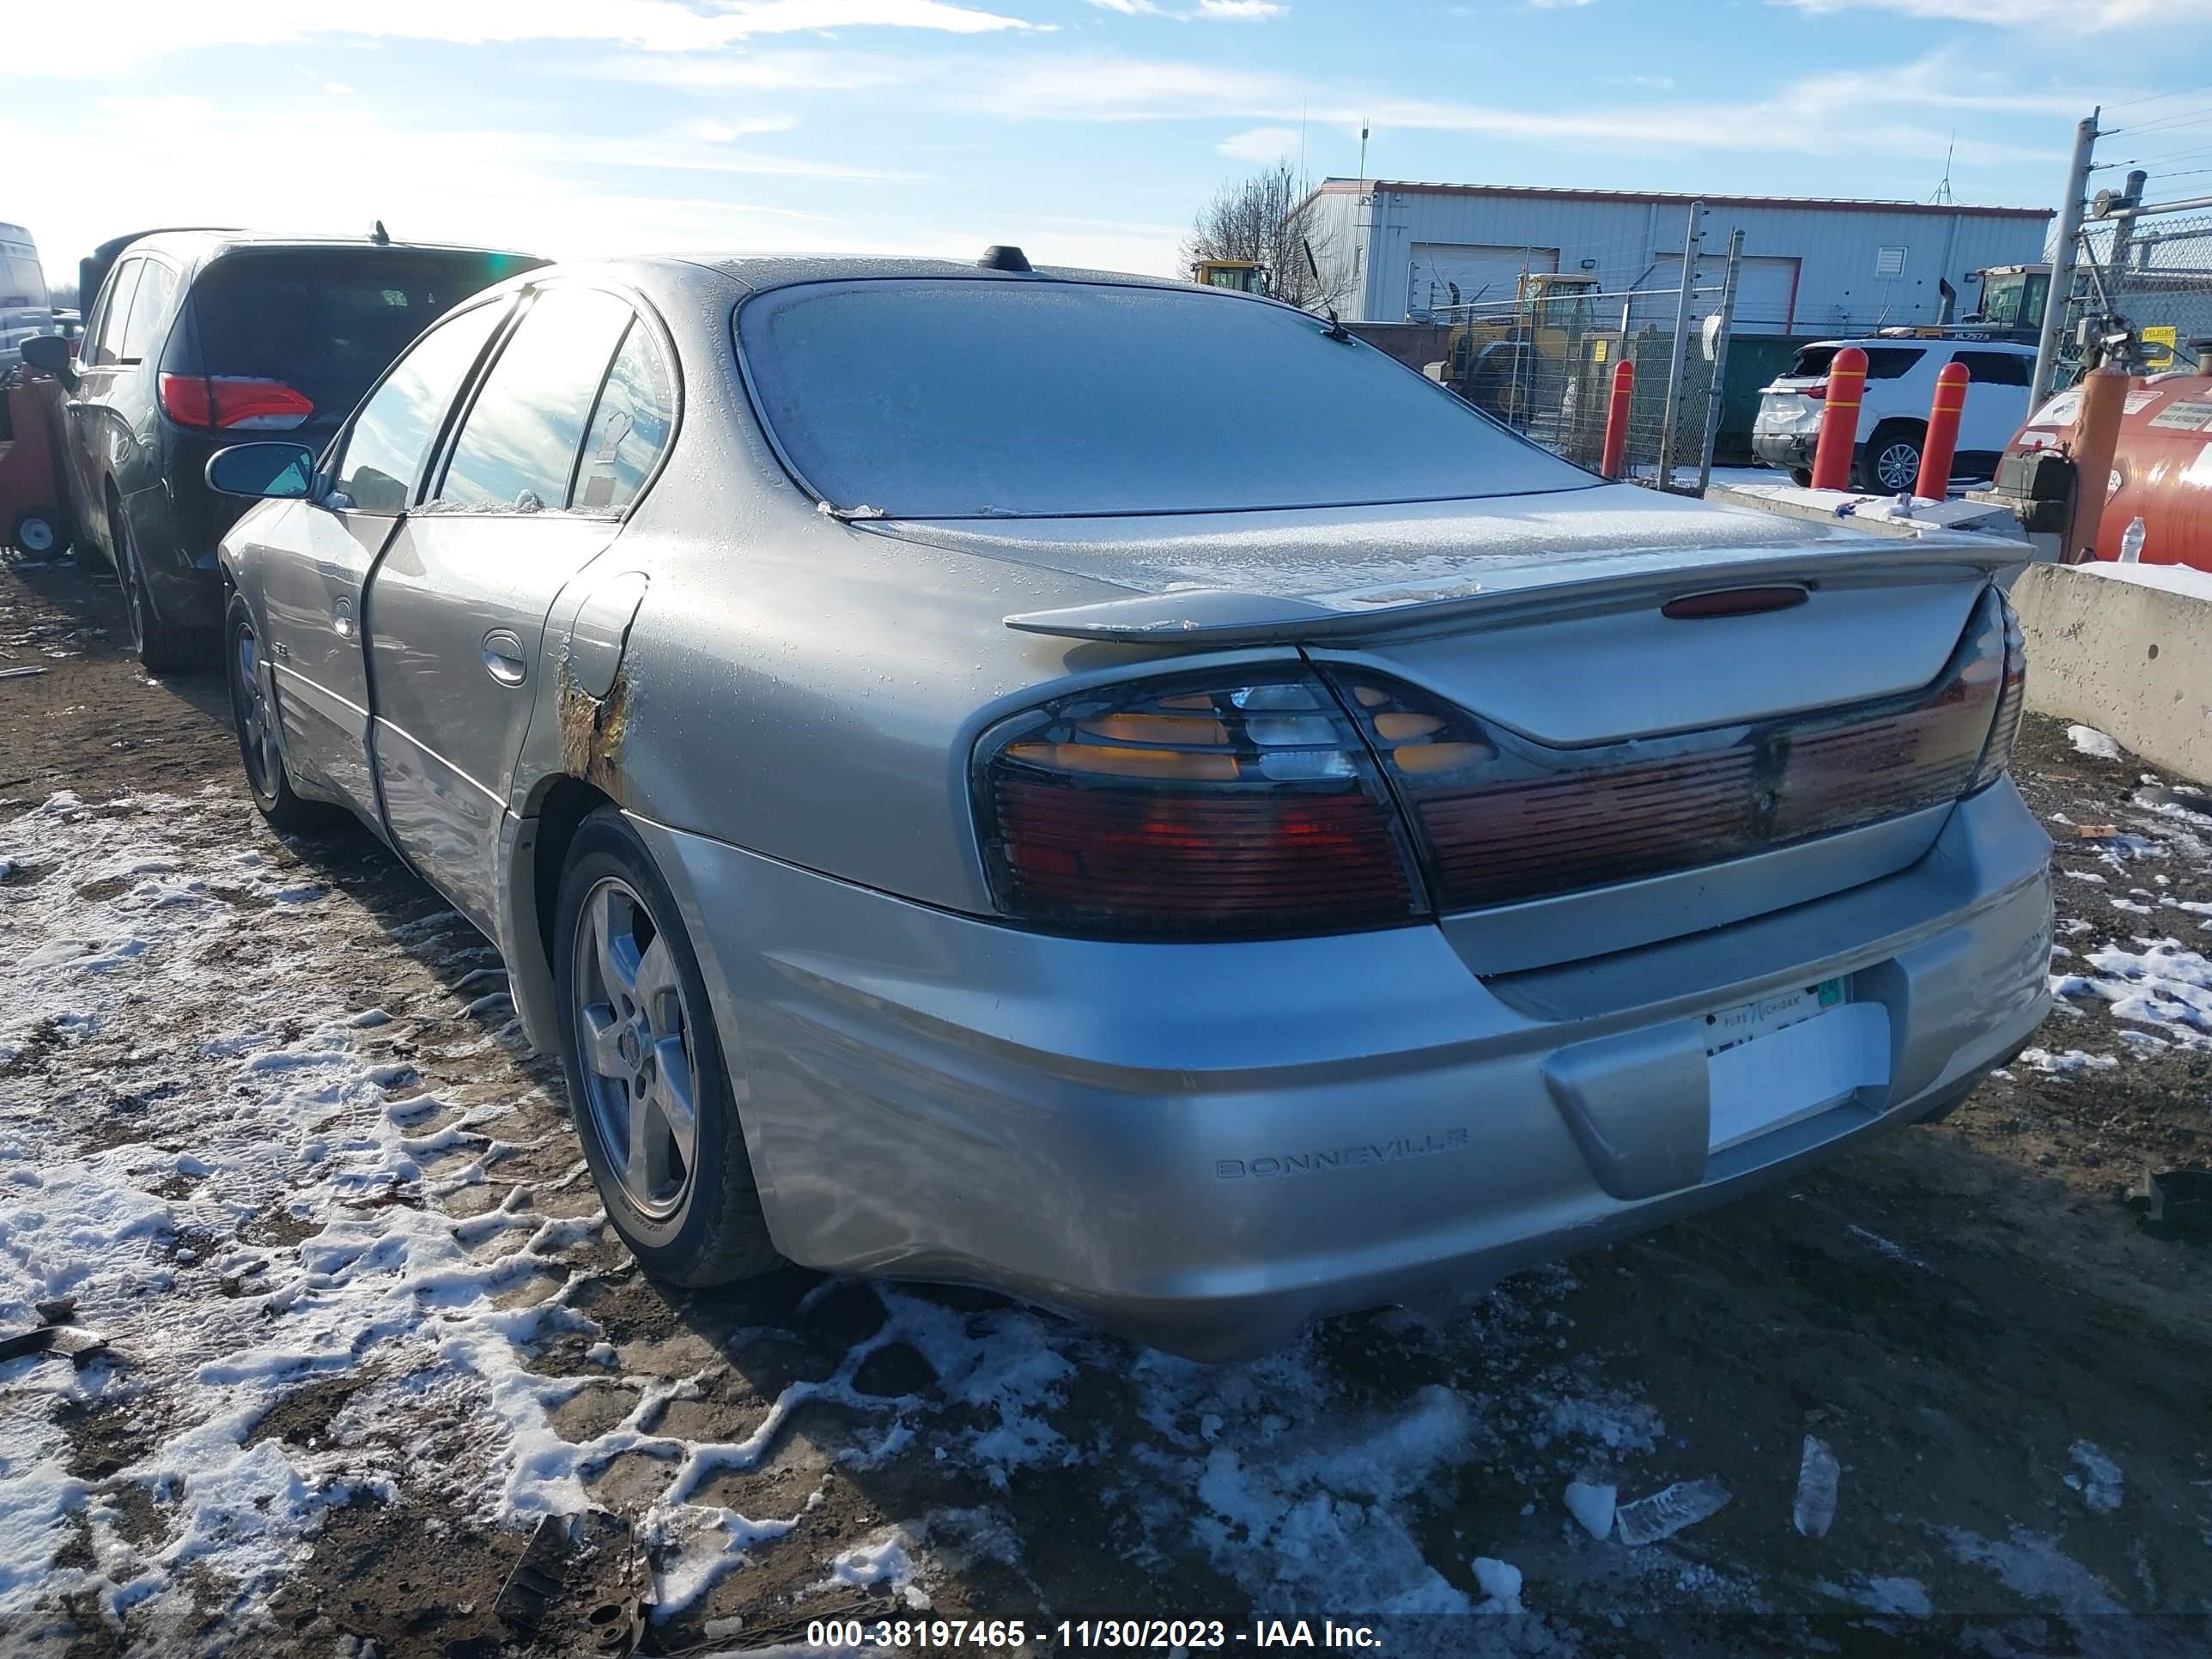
left=872, top=483, right=2017, bottom=747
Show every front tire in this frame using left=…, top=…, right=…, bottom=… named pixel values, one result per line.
left=224, top=595, right=331, bottom=833
left=110, top=503, right=211, bottom=673
left=554, top=809, right=780, bottom=1285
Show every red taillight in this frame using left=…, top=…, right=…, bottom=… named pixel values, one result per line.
left=160, top=374, right=314, bottom=431
left=1662, top=586, right=1810, bottom=620
left=1319, top=589, right=2014, bottom=912
left=1966, top=592, right=2027, bottom=794
left=1802, top=380, right=1829, bottom=401
left=974, top=674, right=1424, bottom=938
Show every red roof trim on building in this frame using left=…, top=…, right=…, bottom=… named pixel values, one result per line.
left=1312, top=179, right=2051, bottom=220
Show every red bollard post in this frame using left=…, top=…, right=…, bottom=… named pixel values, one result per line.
left=1915, top=360, right=1970, bottom=501
left=1599, top=359, right=1634, bottom=480
left=1809, top=344, right=1868, bottom=491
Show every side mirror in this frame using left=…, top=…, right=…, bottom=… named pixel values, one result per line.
left=20, top=334, right=76, bottom=383
left=206, top=442, right=319, bottom=501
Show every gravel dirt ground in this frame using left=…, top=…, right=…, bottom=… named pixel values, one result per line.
left=3, top=546, right=2209, bottom=1659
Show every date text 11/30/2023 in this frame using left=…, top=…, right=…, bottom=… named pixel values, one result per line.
left=803, top=1617, right=1387, bottom=1650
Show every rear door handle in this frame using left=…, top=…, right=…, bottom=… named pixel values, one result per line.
left=483, top=629, right=527, bottom=686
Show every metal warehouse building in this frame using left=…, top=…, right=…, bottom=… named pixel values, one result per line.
left=1301, top=180, right=2051, bottom=335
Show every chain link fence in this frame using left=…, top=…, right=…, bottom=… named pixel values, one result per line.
left=1423, top=275, right=1736, bottom=489
left=2060, top=201, right=2212, bottom=383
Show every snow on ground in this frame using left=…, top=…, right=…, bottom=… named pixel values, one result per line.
left=3, top=771, right=2193, bottom=1656
left=2069, top=726, right=2124, bottom=762
left=0, top=790, right=1719, bottom=1651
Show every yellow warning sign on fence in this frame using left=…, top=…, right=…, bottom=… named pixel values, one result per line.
left=1592, top=339, right=1608, bottom=364
left=2142, top=325, right=2177, bottom=369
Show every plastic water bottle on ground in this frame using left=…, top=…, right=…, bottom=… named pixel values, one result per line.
left=1614, top=1475, right=1731, bottom=1546
left=1792, top=1435, right=1839, bottom=1537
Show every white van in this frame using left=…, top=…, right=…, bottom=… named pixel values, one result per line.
left=0, top=223, right=56, bottom=369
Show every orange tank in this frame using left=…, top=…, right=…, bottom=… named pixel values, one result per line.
left=2007, top=373, right=2212, bottom=568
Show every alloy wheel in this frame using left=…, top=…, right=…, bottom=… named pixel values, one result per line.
left=571, top=877, right=701, bottom=1220
left=1875, top=441, right=1921, bottom=493
left=230, top=621, right=283, bottom=799
left=112, top=514, right=149, bottom=655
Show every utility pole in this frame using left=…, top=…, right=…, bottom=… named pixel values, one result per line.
left=1656, top=201, right=1704, bottom=491
left=1696, top=228, right=1745, bottom=496
left=2030, top=111, right=2100, bottom=407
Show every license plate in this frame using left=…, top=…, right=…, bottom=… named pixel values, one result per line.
left=1706, top=978, right=1840, bottom=1055
left=1705, top=978, right=1889, bottom=1152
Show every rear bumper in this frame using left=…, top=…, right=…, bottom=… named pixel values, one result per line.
left=1752, top=429, right=1815, bottom=469
left=637, top=780, right=2052, bottom=1358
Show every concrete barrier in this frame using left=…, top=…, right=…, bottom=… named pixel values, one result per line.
left=2012, top=562, right=2212, bottom=786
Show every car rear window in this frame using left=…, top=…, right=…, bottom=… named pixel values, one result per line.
left=735, top=278, right=1590, bottom=519
left=1784, top=344, right=1925, bottom=381
left=187, top=248, right=537, bottom=426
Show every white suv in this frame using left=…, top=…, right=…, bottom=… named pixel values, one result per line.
left=1752, top=337, right=2035, bottom=493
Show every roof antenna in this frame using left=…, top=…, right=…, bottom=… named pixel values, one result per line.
left=369, top=219, right=390, bottom=246
left=1930, top=131, right=1955, bottom=205
left=978, top=245, right=1031, bottom=272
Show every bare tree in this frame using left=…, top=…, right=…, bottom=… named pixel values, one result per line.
left=1181, top=161, right=1354, bottom=313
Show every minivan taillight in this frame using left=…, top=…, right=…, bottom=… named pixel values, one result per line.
left=159, top=374, right=314, bottom=431
left=973, top=673, right=1425, bottom=938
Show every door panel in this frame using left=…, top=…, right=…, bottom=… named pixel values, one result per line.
left=362, top=284, right=642, bottom=930
left=259, top=503, right=396, bottom=813
left=254, top=295, right=514, bottom=824
left=366, top=517, right=617, bottom=930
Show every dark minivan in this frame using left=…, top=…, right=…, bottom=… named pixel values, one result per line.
left=27, top=231, right=540, bottom=669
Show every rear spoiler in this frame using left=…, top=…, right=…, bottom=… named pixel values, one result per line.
left=1002, top=537, right=2028, bottom=648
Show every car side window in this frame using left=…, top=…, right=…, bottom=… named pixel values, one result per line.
left=571, top=319, right=675, bottom=513
left=87, top=259, right=143, bottom=368
left=435, top=286, right=634, bottom=513
left=1862, top=348, right=1924, bottom=380
left=1955, top=350, right=2031, bottom=387
left=117, top=261, right=179, bottom=365
left=333, top=301, right=509, bottom=515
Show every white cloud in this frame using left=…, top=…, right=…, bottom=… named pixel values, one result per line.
left=1085, top=0, right=1285, bottom=19
left=1528, top=0, right=1595, bottom=8
left=15, top=0, right=1042, bottom=69
left=1774, top=0, right=2202, bottom=27
left=1216, top=124, right=1304, bottom=160
left=959, top=45, right=2077, bottom=172
left=605, top=48, right=922, bottom=91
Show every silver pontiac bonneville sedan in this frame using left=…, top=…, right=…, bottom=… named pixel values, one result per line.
left=208, top=251, right=2051, bottom=1358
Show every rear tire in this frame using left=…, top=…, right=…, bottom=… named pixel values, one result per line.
left=1857, top=421, right=1926, bottom=495
left=224, top=595, right=333, bottom=833
left=554, top=808, right=781, bottom=1285
left=1788, top=466, right=1814, bottom=489
left=110, top=503, right=211, bottom=674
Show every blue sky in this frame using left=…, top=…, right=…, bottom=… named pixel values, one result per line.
left=12, top=0, right=2212, bottom=293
